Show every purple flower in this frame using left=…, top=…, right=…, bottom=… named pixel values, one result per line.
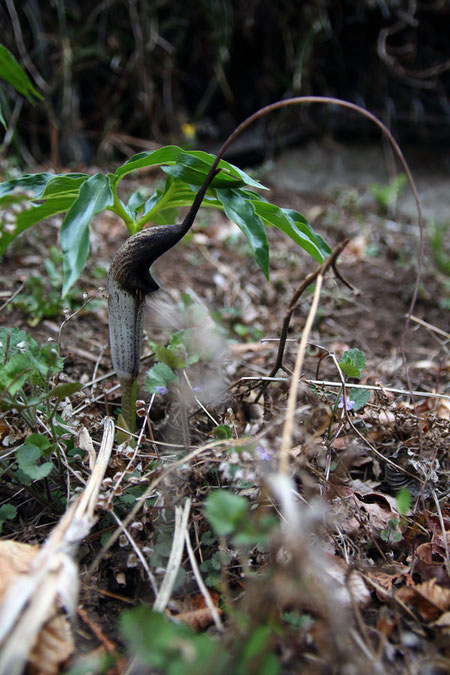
left=255, top=445, right=274, bottom=461
left=155, top=385, right=168, bottom=395
left=338, top=395, right=355, bottom=411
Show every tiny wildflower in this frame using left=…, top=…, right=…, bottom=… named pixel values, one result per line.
left=155, top=385, right=168, bottom=395
left=338, top=395, right=355, bottom=411
left=255, top=445, right=274, bottom=461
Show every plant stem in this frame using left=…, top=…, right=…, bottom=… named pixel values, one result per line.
left=108, top=175, right=135, bottom=234
left=120, top=377, right=137, bottom=435
left=135, top=180, right=175, bottom=231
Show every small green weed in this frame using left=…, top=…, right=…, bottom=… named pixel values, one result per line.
left=213, top=305, right=264, bottom=341
left=0, top=327, right=84, bottom=524
left=204, top=489, right=277, bottom=548
left=0, top=326, right=81, bottom=427
left=145, top=329, right=202, bottom=395
left=121, top=598, right=281, bottom=675
left=336, top=348, right=370, bottom=413
left=430, top=221, right=450, bottom=276
left=12, top=246, right=98, bottom=323
left=370, top=174, right=406, bottom=214
left=0, top=503, right=17, bottom=533
left=380, top=488, right=411, bottom=544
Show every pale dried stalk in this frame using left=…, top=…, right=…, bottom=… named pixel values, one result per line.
left=153, top=498, right=191, bottom=613
left=241, top=377, right=450, bottom=401
left=0, top=418, right=115, bottom=675
left=279, top=274, right=323, bottom=474
left=184, top=527, right=224, bottom=631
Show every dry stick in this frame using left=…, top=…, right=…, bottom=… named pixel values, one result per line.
left=279, top=274, right=323, bottom=474
left=409, top=315, right=450, bottom=341
left=277, top=241, right=352, bottom=474
left=0, top=283, right=24, bottom=313
left=184, top=527, right=224, bottom=631
left=255, top=239, right=349, bottom=404
left=241, top=377, right=450, bottom=401
left=153, top=499, right=191, bottom=613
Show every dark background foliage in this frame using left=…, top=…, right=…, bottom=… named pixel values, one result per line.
left=1, top=0, right=449, bottom=165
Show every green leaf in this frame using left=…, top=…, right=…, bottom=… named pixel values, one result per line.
left=0, top=503, right=17, bottom=533
left=0, top=174, right=87, bottom=255
left=120, top=607, right=221, bottom=671
left=282, top=208, right=332, bottom=259
left=184, top=150, right=266, bottom=189
left=126, top=188, right=149, bottom=218
left=163, top=153, right=245, bottom=188
left=348, top=387, right=370, bottom=411
left=0, top=327, right=28, bottom=358
left=114, top=146, right=183, bottom=179
left=0, top=173, right=57, bottom=200
left=144, top=362, right=178, bottom=394
left=380, top=518, right=403, bottom=543
left=0, top=353, right=32, bottom=397
left=17, top=197, right=76, bottom=227
left=26, top=340, right=62, bottom=378
left=251, top=201, right=327, bottom=263
left=204, top=490, right=249, bottom=536
left=339, top=348, right=366, bottom=379
left=217, top=188, right=269, bottom=279
left=370, top=174, right=406, bottom=210
left=150, top=343, right=186, bottom=370
left=0, top=503, right=17, bottom=520
left=16, top=435, right=53, bottom=480
left=0, top=329, right=63, bottom=400
left=47, top=381, right=82, bottom=401
left=41, top=174, right=89, bottom=198
left=0, top=45, right=42, bottom=101
left=0, top=329, right=35, bottom=396
left=396, top=488, right=411, bottom=515
left=213, top=424, right=233, bottom=439
left=61, top=173, right=113, bottom=295
left=114, top=145, right=266, bottom=191
left=237, top=626, right=280, bottom=675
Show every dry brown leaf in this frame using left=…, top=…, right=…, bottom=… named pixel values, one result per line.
left=366, top=564, right=412, bottom=601
left=0, top=540, right=74, bottom=674
left=434, top=397, right=450, bottom=420
left=376, top=608, right=397, bottom=639
left=416, top=542, right=450, bottom=585
left=192, top=590, right=221, bottom=610
left=341, top=233, right=369, bottom=261
left=28, top=613, right=73, bottom=675
left=322, top=555, right=371, bottom=607
left=171, top=606, right=223, bottom=631
left=432, top=611, right=450, bottom=628
left=395, top=579, right=450, bottom=621
left=413, top=396, right=450, bottom=420
left=0, top=419, right=114, bottom=675
left=0, top=540, right=40, bottom=599
left=0, top=421, right=11, bottom=443
left=335, top=486, right=397, bottom=536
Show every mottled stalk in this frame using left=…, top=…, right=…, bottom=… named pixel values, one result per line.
left=107, top=171, right=220, bottom=433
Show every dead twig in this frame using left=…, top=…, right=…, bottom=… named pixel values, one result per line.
left=255, top=239, right=350, bottom=404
